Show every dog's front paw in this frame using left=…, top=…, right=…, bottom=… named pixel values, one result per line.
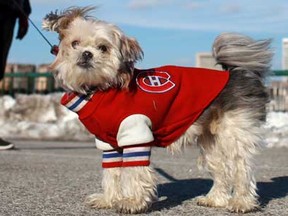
left=85, top=193, right=113, bottom=209
left=115, top=198, right=150, bottom=214
left=196, top=195, right=229, bottom=208
left=228, top=197, right=259, bottom=213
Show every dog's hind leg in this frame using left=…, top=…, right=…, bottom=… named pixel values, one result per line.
left=196, top=136, right=233, bottom=208
left=227, top=150, right=259, bottom=213
left=224, top=112, right=261, bottom=213
left=195, top=109, right=232, bottom=208
left=196, top=110, right=261, bottom=213
left=86, top=167, right=122, bottom=209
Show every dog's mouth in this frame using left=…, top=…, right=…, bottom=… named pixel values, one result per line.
left=77, top=51, right=94, bottom=69
left=77, top=60, right=93, bottom=69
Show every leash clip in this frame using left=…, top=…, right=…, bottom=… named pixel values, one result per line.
left=50, top=45, right=59, bottom=56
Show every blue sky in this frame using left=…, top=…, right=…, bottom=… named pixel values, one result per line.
left=8, top=0, right=288, bottom=69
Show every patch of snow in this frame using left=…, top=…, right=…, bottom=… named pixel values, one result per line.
left=0, top=94, right=92, bottom=141
left=264, top=112, right=288, bottom=148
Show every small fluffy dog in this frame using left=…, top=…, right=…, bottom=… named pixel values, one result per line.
left=43, top=7, right=273, bottom=214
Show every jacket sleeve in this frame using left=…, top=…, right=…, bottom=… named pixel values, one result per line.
left=117, top=114, right=154, bottom=147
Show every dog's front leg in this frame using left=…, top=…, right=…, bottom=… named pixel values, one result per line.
left=86, top=150, right=123, bottom=209
left=86, top=167, right=122, bottom=209
left=115, top=166, right=157, bottom=214
left=115, top=146, right=158, bottom=214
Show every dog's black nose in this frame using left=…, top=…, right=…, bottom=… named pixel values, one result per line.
left=82, top=51, right=93, bottom=60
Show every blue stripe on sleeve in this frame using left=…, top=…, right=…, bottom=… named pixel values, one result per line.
left=123, top=151, right=151, bottom=158
left=103, top=152, right=123, bottom=158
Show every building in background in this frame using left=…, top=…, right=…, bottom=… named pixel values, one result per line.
left=283, top=38, right=288, bottom=70
left=2, top=64, right=36, bottom=92
left=195, top=52, right=222, bottom=70
left=1, top=63, right=59, bottom=94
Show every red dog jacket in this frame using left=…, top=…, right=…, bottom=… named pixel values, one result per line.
left=61, top=65, right=229, bottom=152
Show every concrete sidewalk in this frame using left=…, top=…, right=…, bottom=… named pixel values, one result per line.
left=0, top=140, right=287, bottom=216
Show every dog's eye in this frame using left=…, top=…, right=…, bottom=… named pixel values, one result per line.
left=98, top=45, right=108, bottom=53
left=72, top=40, right=80, bottom=49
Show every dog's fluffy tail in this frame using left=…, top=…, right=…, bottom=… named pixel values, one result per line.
left=213, top=33, right=273, bottom=79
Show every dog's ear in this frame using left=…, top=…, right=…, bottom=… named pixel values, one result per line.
left=42, top=6, right=96, bottom=38
left=120, top=36, right=144, bottom=63
left=42, top=10, right=62, bottom=32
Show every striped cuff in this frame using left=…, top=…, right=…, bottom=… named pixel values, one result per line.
left=102, top=146, right=152, bottom=168
left=102, top=150, right=123, bottom=168
left=62, top=93, right=88, bottom=112
left=122, top=146, right=151, bottom=167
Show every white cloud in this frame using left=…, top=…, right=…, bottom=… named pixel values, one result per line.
left=220, top=4, right=242, bottom=14
left=127, top=0, right=173, bottom=10
left=105, top=0, right=288, bottom=34
left=185, top=2, right=205, bottom=10
left=108, top=12, right=288, bottom=34
left=30, top=0, right=288, bottom=34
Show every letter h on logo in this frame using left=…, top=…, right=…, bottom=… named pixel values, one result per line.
left=148, top=76, right=162, bottom=86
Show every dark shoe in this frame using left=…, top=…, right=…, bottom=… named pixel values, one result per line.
left=0, top=138, right=15, bottom=150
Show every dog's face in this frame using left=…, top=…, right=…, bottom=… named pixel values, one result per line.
left=43, top=7, right=143, bottom=94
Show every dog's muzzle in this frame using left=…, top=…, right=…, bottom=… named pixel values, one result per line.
left=77, top=51, right=94, bottom=68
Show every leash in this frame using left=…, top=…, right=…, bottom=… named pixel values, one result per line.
left=12, top=0, right=59, bottom=55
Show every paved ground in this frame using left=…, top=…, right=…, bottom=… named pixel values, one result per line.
left=0, top=140, right=287, bottom=216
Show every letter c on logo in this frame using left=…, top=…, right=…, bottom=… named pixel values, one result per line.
left=136, top=71, right=175, bottom=93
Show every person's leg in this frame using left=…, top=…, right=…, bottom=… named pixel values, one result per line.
left=0, top=14, right=16, bottom=149
left=0, top=14, right=16, bottom=80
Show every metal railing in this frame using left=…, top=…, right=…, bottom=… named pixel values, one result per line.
left=0, top=72, right=62, bottom=96
left=273, top=70, right=288, bottom=76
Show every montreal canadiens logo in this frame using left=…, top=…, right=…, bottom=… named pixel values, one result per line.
left=136, top=71, right=175, bottom=93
